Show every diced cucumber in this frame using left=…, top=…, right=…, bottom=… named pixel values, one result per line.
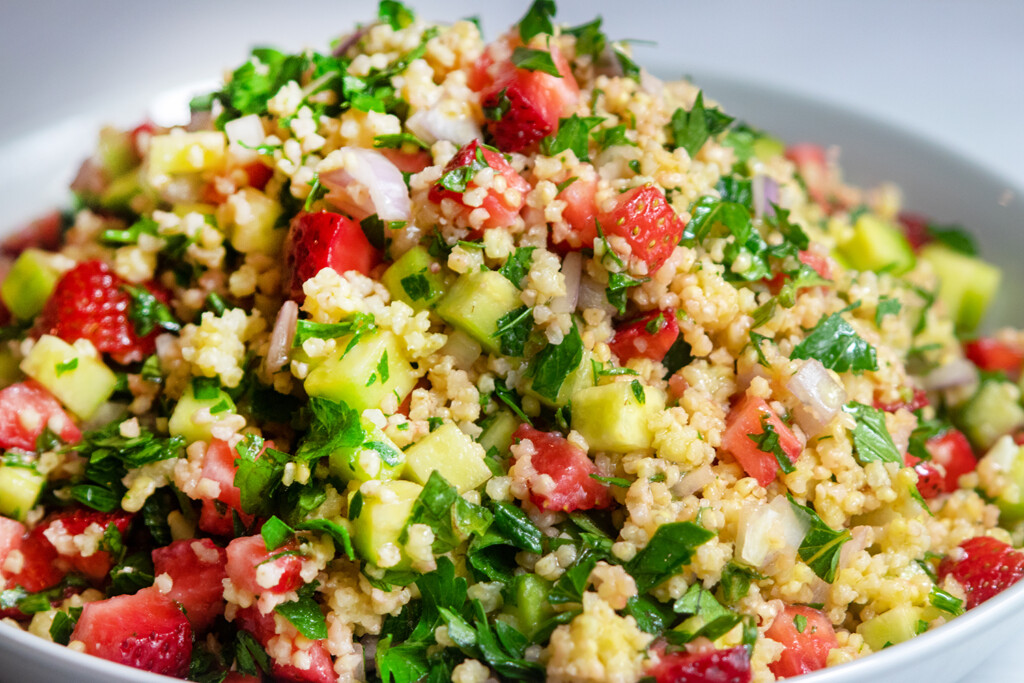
left=571, top=381, right=666, bottom=452
left=167, top=381, right=238, bottom=444
left=224, top=187, right=284, bottom=255
left=919, top=244, right=1001, bottom=334
left=436, top=270, right=522, bottom=354
left=304, top=330, right=420, bottom=413
left=99, top=171, right=144, bottom=211
left=836, top=214, right=915, bottom=275
left=523, top=349, right=595, bottom=409
left=172, top=203, right=218, bottom=217
left=147, top=131, right=227, bottom=176
left=0, top=465, right=45, bottom=521
left=96, top=127, right=138, bottom=177
left=752, top=136, right=784, bottom=161
left=1, top=249, right=64, bottom=320
left=478, top=410, right=520, bottom=456
left=349, top=480, right=421, bottom=569
left=330, top=417, right=405, bottom=482
left=381, top=246, right=447, bottom=310
left=956, top=380, right=1024, bottom=452
left=20, top=335, right=118, bottom=420
left=504, top=574, right=553, bottom=637
left=857, top=605, right=934, bottom=651
left=404, top=422, right=491, bottom=493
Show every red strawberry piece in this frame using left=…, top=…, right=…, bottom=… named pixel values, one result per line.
left=191, top=438, right=255, bottom=536
left=33, top=260, right=157, bottom=365
left=905, top=428, right=976, bottom=499
left=647, top=646, right=752, bottom=683
left=71, top=586, right=192, bottom=677
left=964, top=337, right=1024, bottom=379
left=938, top=536, right=1024, bottom=609
left=0, top=380, right=81, bottom=451
left=6, top=525, right=63, bottom=593
left=152, top=538, right=228, bottom=632
left=600, top=184, right=686, bottom=272
left=284, top=211, right=380, bottom=301
left=235, top=606, right=336, bottom=683
left=226, top=535, right=304, bottom=596
left=874, top=387, right=929, bottom=413
left=512, top=425, right=611, bottom=512
left=765, top=605, right=837, bottom=677
left=554, top=174, right=599, bottom=250
left=427, top=139, right=530, bottom=232
left=897, top=212, right=932, bottom=251
left=39, top=507, right=133, bottom=580
left=609, top=309, right=680, bottom=363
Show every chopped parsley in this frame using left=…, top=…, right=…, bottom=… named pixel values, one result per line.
left=437, top=145, right=490, bottom=192
left=626, top=521, right=716, bottom=593
left=787, top=494, right=851, bottom=583
left=875, top=296, right=902, bottom=326
left=668, top=90, right=735, bottom=158
left=748, top=415, right=796, bottom=475
left=498, top=246, right=536, bottom=288
left=55, top=358, right=78, bottom=376
left=124, top=284, right=181, bottom=336
left=509, top=47, right=562, bottom=78
left=494, top=306, right=533, bottom=357
left=528, top=324, right=583, bottom=402
left=791, top=307, right=879, bottom=374
left=843, top=401, right=902, bottom=466
left=518, top=0, right=556, bottom=41
left=605, top=272, right=649, bottom=315
left=630, top=379, right=646, bottom=404
left=378, top=0, right=416, bottom=30
left=540, top=114, right=603, bottom=161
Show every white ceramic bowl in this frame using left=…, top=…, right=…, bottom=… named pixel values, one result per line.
left=1, top=2, right=1022, bottom=682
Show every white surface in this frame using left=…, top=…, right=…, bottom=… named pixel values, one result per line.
left=0, top=1, right=1022, bottom=681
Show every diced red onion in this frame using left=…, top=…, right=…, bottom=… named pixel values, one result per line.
left=406, top=102, right=482, bottom=147
left=787, top=359, right=847, bottom=437
left=441, top=329, right=482, bottom=369
left=577, top=272, right=615, bottom=315
left=639, top=69, right=664, bottom=95
left=320, top=147, right=411, bottom=222
left=70, top=158, right=107, bottom=197
left=333, top=25, right=375, bottom=57
left=675, top=464, right=713, bottom=498
left=225, top=114, right=266, bottom=162
left=839, top=525, right=873, bottom=569
left=752, top=175, right=779, bottom=220
left=921, top=358, right=978, bottom=391
left=736, top=496, right=809, bottom=570
left=593, top=46, right=625, bottom=78
left=186, top=110, right=214, bottom=132
left=265, top=301, right=298, bottom=374
left=550, top=252, right=582, bottom=315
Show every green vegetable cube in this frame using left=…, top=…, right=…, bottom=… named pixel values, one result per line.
left=857, top=605, right=930, bottom=651
left=330, top=417, right=405, bottom=482
left=836, top=214, right=915, bottom=275
left=1, top=249, right=64, bottom=320
left=404, top=422, right=492, bottom=493
left=504, top=574, right=553, bottom=637
left=0, top=465, right=45, bottom=521
left=100, top=171, right=144, bottom=211
left=478, top=410, right=520, bottom=457
left=381, top=246, right=447, bottom=310
left=167, top=381, right=238, bottom=444
left=304, top=330, right=420, bottom=413
left=224, top=187, right=284, bottom=255
left=97, top=126, right=138, bottom=177
left=957, top=380, right=1024, bottom=452
left=20, top=335, right=118, bottom=420
left=147, top=131, right=227, bottom=176
left=571, top=381, right=666, bottom=452
left=980, top=438, right=1024, bottom=522
left=349, top=480, right=421, bottom=569
left=436, top=270, right=522, bottom=354
left=919, top=243, right=1001, bottom=334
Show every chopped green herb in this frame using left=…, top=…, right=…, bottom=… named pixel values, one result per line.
left=794, top=614, right=808, bottom=633
left=791, top=308, right=878, bottom=374
left=626, top=521, right=716, bottom=593
left=787, top=494, right=851, bottom=583
left=748, top=415, right=796, bottom=475
left=668, top=91, right=735, bottom=158
left=373, top=132, right=429, bottom=150
left=494, top=306, right=533, bottom=357
left=510, top=47, right=561, bottom=77
left=55, top=358, right=78, bottom=376
left=929, top=585, right=965, bottom=616
left=124, top=284, right=181, bottom=336
left=540, top=114, right=603, bottom=161
left=518, top=0, right=556, bottom=41
left=605, top=272, right=649, bottom=315
left=378, top=0, right=416, bottom=30
left=528, top=324, right=583, bottom=402
left=591, top=125, right=636, bottom=152
left=843, top=401, right=902, bottom=465
left=875, top=296, right=902, bottom=327
left=630, top=379, right=646, bottom=404
left=498, top=247, right=536, bottom=288
left=261, top=515, right=294, bottom=551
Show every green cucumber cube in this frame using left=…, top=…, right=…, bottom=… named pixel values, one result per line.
left=349, top=480, right=421, bottom=569
left=0, top=465, right=45, bottom=521
left=304, top=330, right=420, bottom=413
left=147, top=131, right=227, bottom=176
left=330, top=417, right=405, bottom=482
left=836, top=214, right=915, bottom=275
left=957, top=380, right=1024, bottom=452
left=571, top=381, right=666, bottom=452
left=478, top=409, right=520, bottom=457
left=436, top=270, right=522, bottom=354
left=857, top=605, right=927, bottom=651
left=381, top=246, right=447, bottom=310
left=504, top=574, right=553, bottom=637
left=404, top=422, right=491, bottom=493
left=224, top=187, right=284, bottom=255
left=20, top=335, right=118, bottom=420
left=919, top=243, right=1001, bottom=334
left=980, top=438, right=1024, bottom=522
left=1, top=249, right=64, bottom=320
left=523, top=349, right=595, bottom=409
left=100, top=171, right=144, bottom=211
left=97, top=126, right=138, bottom=177
left=167, top=381, right=238, bottom=444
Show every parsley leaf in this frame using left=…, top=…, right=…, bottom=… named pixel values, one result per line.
left=929, top=584, right=964, bottom=616
left=295, top=518, right=355, bottom=560
left=777, top=264, right=829, bottom=308
left=494, top=306, right=533, bottom=357
left=261, top=515, right=294, bottom=551
left=591, top=125, right=637, bottom=152
left=124, top=284, right=181, bottom=336
left=518, top=0, right=557, bottom=42
left=233, top=435, right=291, bottom=515
left=843, top=401, right=902, bottom=465
left=683, top=195, right=750, bottom=244
left=605, top=272, right=649, bottom=316
left=787, top=494, right=851, bottom=583
left=875, top=296, right=902, bottom=326
left=378, top=0, right=415, bottom=30
left=510, top=47, right=562, bottom=78
left=489, top=501, right=543, bottom=554
left=528, top=324, right=584, bottom=402
left=748, top=415, right=796, bottom=475
left=49, top=607, right=83, bottom=645
left=540, top=114, right=603, bottom=161
left=791, top=309, right=878, bottom=374
left=373, top=132, right=429, bottom=150
left=275, top=590, right=328, bottom=640
left=927, top=223, right=977, bottom=256
left=498, top=247, right=536, bottom=288
left=626, top=521, right=716, bottom=593
left=293, top=313, right=377, bottom=347
left=719, top=561, right=763, bottom=604
left=630, top=379, right=646, bottom=404
left=668, top=91, right=734, bottom=158
left=295, top=397, right=364, bottom=462
left=564, top=17, right=606, bottom=59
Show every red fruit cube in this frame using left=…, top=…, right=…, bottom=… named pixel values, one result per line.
left=226, top=534, right=304, bottom=596
left=192, top=438, right=255, bottom=536
left=647, top=645, right=751, bottom=683
left=512, top=425, right=611, bottom=512
left=71, top=586, right=192, bottom=677
left=609, top=309, right=680, bottom=363
left=428, top=139, right=530, bottom=232
left=554, top=174, right=599, bottom=250
left=234, top=606, right=336, bottom=683
left=40, top=507, right=133, bottom=580
left=0, top=380, right=80, bottom=452
left=6, top=525, right=63, bottom=593
left=938, top=536, right=1024, bottom=609
left=764, top=605, right=837, bottom=678
left=152, top=538, right=228, bottom=632
left=600, top=184, right=686, bottom=272
left=905, top=428, right=976, bottom=499
left=285, top=211, right=380, bottom=301
left=964, top=337, right=1024, bottom=379
left=722, top=395, right=802, bottom=488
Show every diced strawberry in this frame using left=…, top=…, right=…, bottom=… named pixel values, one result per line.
left=512, top=425, right=611, bottom=512
left=0, top=517, right=24, bottom=567
left=722, top=396, right=802, bottom=488
left=874, top=387, right=929, bottom=413
left=235, top=606, right=336, bottom=683
left=609, top=309, right=680, bottom=363
left=40, top=507, right=133, bottom=580
left=796, top=250, right=832, bottom=281
left=0, top=380, right=80, bottom=452
left=477, top=42, right=579, bottom=152
left=647, top=646, right=752, bottom=683
left=284, top=211, right=380, bottom=301
left=223, top=673, right=263, bottom=683
left=380, top=148, right=432, bottom=175
left=964, top=338, right=1024, bottom=379
left=193, top=438, right=255, bottom=536
left=600, top=184, right=686, bottom=272
left=764, top=605, right=837, bottom=678
left=7, top=526, right=63, bottom=592
left=1, top=211, right=63, bottom=256
left=897, top=212, right=932, bottom=251
left=427, top=139, right=530, bottom=232
left=554, top=175, right=599, bottom=250
left=226, top=535, right=304, bottom=596
left=152, top=538, right=227, bottom=632
left=33, top=260, right=157, bottom=365
left=905, top=429, right=976, bottom=499
left=243, top=161, right=275, bottom=190
left=785, top=144, right=833, bottom=211
left=71, top=586, right=192, bottom=677
left=938, top=536, right=1024, bottom=609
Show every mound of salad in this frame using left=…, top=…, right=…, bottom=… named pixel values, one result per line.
left=1, top=2, right=1023, bottom=682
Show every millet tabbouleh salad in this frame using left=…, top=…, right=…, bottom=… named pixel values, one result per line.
left=0, top=2, right=1023, bottom=682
